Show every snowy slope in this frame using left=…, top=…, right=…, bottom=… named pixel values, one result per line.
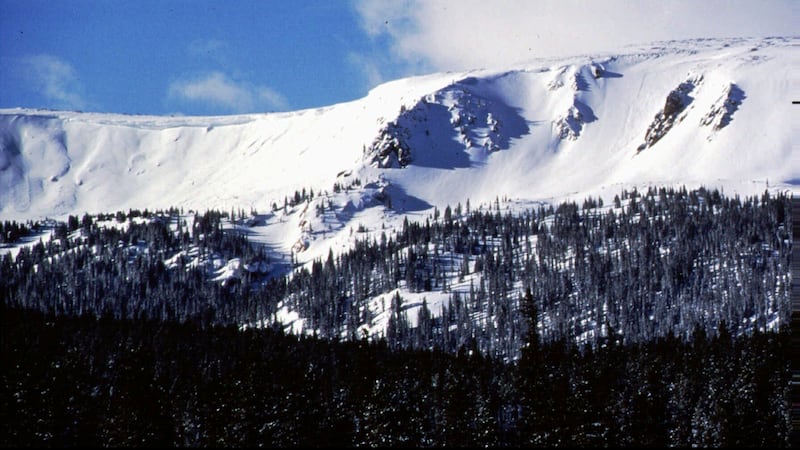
left=1, top=36, right=797, bottom=262
left=361, top=36, right=798, bottom=212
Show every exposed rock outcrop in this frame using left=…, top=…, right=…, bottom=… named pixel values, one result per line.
left=637, top=75, right=703, bottom=152
left=553, top=101, right=597, bottom=141
left=367, top=121, right=413, bottom=168
left=549, top=65, right=598, bottom=141
left=365, top=80, right=528, bottom=169
left=700, top=83, right=745, bottom=137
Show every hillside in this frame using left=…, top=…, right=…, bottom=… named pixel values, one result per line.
left=0, top=36, right=796, bottom=349
left=2, top=36, right=796, bottom=226
left=2, top=31, right=797, bottom=448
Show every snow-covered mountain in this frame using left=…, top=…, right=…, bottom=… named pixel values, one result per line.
left=1, top=38, right=794, bottom=446
left=1, top=36, right=797, bottom=260
left=1, top=36, right=796, bottom=353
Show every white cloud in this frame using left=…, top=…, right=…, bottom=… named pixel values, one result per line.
left=347, top=52, right=386, bottom=88
left=256, top=86, right=289, bottom=110
left=21, top=54, right=87, bottom=109
left=168, top=72, right=288, bottom=113
left=354, top=0, right=798, bottom=72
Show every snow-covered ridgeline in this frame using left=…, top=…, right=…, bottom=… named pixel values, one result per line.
left=0, top=36, right=796, bottom=269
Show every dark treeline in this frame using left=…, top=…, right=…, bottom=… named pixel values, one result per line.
left=0, top=187, right=792, bottom=447
left=0, top=187, right=791, bottom=362
left=0, top=306, right=789, bottom=447
left=2, top=208, right=279, bottom=325
left=0, top=219, right=40, bottom=244
left=527, top=186, right=791, bottom=344
left=285, top=186, right=790, bottom=360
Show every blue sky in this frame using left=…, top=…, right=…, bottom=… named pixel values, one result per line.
left=1, top=0, right=795, bottom=116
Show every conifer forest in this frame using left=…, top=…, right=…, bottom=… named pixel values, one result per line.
left=1, top=186, right=792, bottom=447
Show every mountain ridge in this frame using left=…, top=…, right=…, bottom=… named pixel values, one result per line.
left=1, top=36, right=797, bottom=262
left=0, top=36, right=795, bottom=357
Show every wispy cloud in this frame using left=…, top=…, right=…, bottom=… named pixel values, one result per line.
left=168, top=72, right=288, bottom=113
left=347, top=52, right=386, bottom=88
left=21, top=54, right=87, bottom=110
left=348, top=0, right=429, bottom=90
left=354, top=0, right=798, bottom=72
left=255, top=86, right=289, bottom=111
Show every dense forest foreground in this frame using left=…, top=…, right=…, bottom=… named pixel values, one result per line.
left=0, top=307, right=789, bottom=447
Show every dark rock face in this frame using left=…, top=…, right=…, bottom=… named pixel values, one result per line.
left=365, top=80, right=529, bottom=170
left=368, top=121, right=413, bottom=168
left=700, top=83, right=745, bottom=134
left=554, top=100, right=597, bottom=141
left=662, top=90, right=685, bottom=118
left=637, top=77, right=701, bottom=152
